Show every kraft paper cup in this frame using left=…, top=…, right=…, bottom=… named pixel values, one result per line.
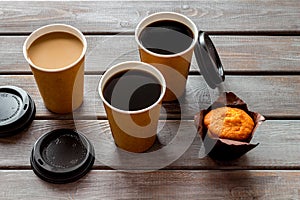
left=99, top=61, right=166, bottom=153
left=23, top=24, right=87, bottom=114
left=135, top=12, right=198, bottom=101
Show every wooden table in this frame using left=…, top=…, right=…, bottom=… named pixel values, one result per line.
left=1, top=1, right=300, bottom=199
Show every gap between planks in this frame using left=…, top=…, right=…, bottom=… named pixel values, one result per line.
left=0, top=30, right=300, bottom=36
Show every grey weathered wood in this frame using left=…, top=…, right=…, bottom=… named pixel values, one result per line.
left=0, top=75, right=299, bottom=118
left=1, top=120, right=300, bottom=170
left=0, top=1, right=299, bottom=34
left=0, top=170, right=299, bottom=199
left=0, top=1, right=299, bottom=199
left=1, top=35, right=300, bottom=74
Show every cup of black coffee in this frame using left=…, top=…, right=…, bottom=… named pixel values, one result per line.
left=135, top=12, right=198, bottom=101
left=98, top=61, right=166, bottom=153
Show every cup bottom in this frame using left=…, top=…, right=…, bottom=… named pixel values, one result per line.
left=162, top=88, right=185, bottom=102
left=45, top=99, right=83, bottom=114
left=113, top=133, right=157, bottom=153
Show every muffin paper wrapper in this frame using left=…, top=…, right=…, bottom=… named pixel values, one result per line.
left=194, top=92, right=265, bottom=160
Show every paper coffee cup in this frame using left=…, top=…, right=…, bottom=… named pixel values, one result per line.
left=135, top=12, right=198, bottom=101
left=99, top=61, right=166, bottom=153
left=23, top=24, right=87, bottom=114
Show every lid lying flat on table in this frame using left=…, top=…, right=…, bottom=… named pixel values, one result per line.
left=0, top=85, right=36, bottom=137
left=195, top=31, right=225, bottom=89
left=30, top=129, right=95, bottom=184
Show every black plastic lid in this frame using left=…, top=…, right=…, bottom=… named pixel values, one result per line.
left=195, top=31, right=225, bottom=89
left=30, top=129, right=95, bottom=184
left=0, top=85, right=36, bottom=137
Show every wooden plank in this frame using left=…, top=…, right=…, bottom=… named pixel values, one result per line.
left=1, top=35, right=300, bottom=74
left=0, top=75, right=299, bottom=118
left=0, top=170, right=299, bottom=199
left=1, top=120, right=300, bottom=169
left=0, top=1, right=299, bottom=34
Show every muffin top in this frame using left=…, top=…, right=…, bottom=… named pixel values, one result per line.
left=204, top=107, right=254, bottom=141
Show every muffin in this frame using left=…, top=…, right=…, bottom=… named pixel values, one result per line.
left=204, top=107, right=254, bottom=141
left=194, top=92, right=265, bottom=160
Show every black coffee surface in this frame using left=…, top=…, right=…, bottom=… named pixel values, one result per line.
left=139, top=20, right=194, bottom=55
left=103, top=69, right=161, bottom=111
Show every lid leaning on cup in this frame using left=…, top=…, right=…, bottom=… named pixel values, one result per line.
left=195, top=31, right=225, bottom=89
left=0, top=85, right=36, bottom=137
left=30, top=129, right=95, bottom=184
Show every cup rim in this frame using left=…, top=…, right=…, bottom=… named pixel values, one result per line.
left=98, top=61, right=166, bottom=114
left=135, top=12, right=199, bottom=58
left=23, top=24, right=87, bottom=72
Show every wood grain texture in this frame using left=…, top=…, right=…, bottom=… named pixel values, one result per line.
left=0, top=170, right=299, bottom=199
left=1, top=120, right=300, bottom=170
left=0, top=1, right=299, bottom=198
left=2, top=35, right=300, bottom=74
left=0, top=75, right=299, bottom=118
left=0, top=1, right=299, bottom=34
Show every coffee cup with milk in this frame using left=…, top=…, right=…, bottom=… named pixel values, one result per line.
left=23, top=24, right=87, bottom=114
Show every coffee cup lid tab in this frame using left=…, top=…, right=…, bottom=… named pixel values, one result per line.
left=0, top=85, right=36, bottom=137
left=194, top=31, right=225, bottom=89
